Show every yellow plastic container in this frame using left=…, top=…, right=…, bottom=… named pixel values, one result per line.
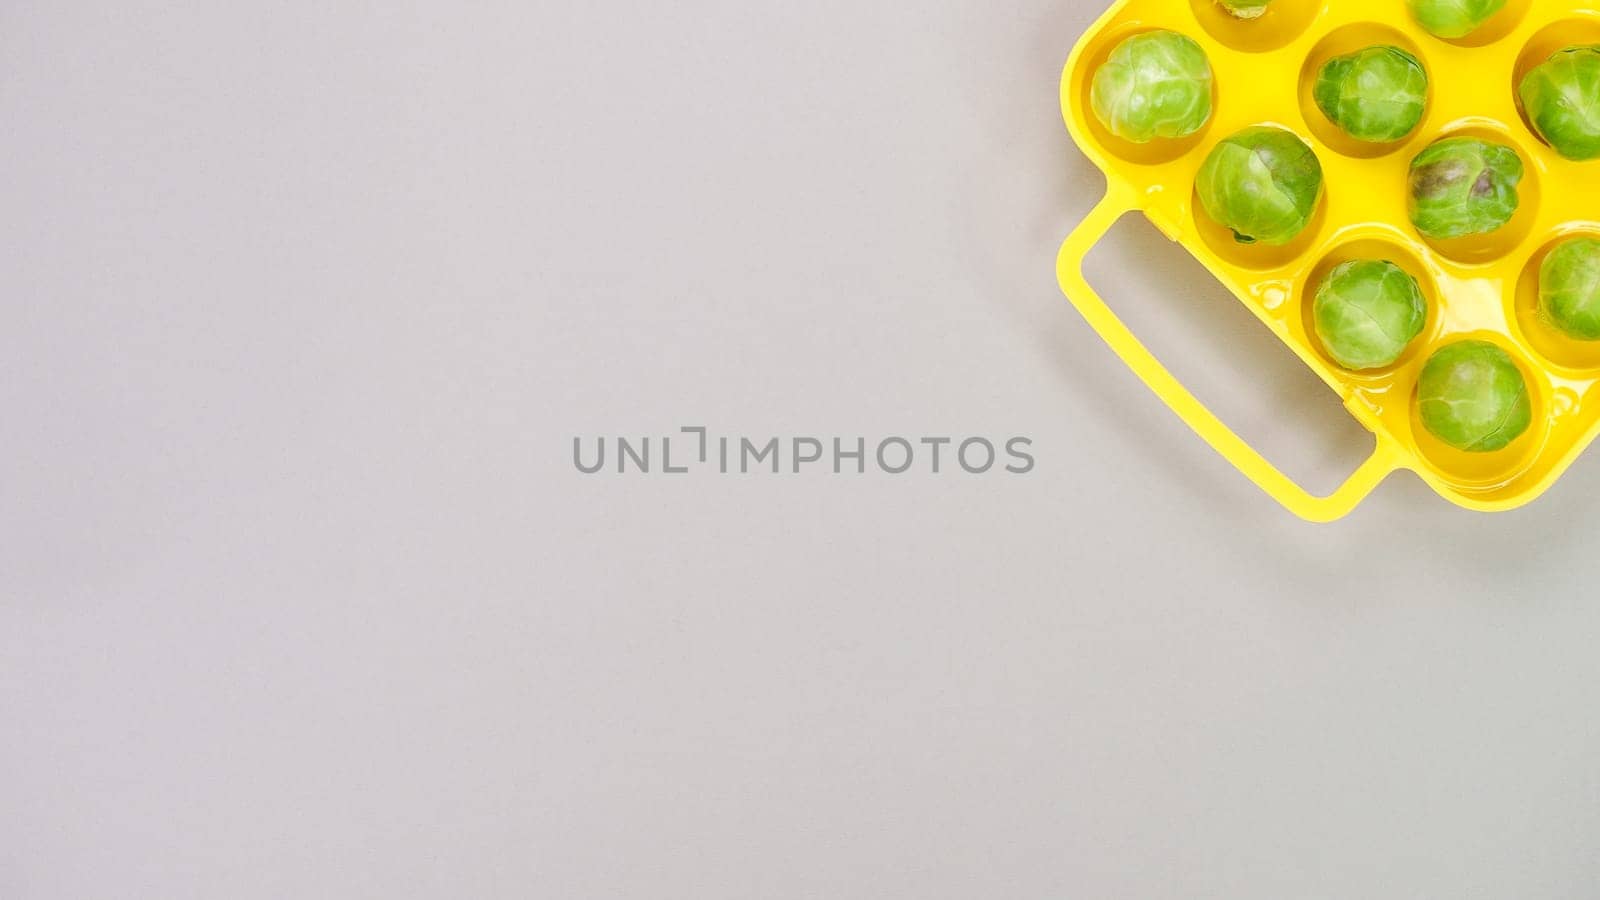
left=1058, top=0, right=1600, bottom=521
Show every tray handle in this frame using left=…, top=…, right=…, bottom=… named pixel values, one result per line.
left=1056, top=189, right=1403, bottom=523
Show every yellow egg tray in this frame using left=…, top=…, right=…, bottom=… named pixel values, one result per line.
left=1057, top=0, right=1600, bottom=520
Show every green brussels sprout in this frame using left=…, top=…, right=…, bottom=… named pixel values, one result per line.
left=1196, top=126, right=1324, bottom=245
left=1216, top=0, right=1272, bottom=19
left=1314, top=46, right=1428, bottom=143
left=1313, top=260, right=1428, bottom=370
left=1539, top=237, right=1600, bottom=340
left=1417, top=341, right=1532, bottom=453
left=1407, top=137, right=1524, bottom=240
left=1407, top=0, right=1508, bottom=39
left=1090, top=31, right=1214, bottom=144
left=1519, top=47, right=1600, bottom=161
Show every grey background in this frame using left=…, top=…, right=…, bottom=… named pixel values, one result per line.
left=4, top=2, right=1599, bottom=898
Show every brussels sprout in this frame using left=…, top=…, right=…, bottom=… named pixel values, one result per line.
left=1313, top=260, right=1428, bottom=370
left=1519, top=47, right=1600, bottom=161
left=1417, top=341, right=1532, bottom=453
left=1314, top=46, right=1428, bottom=143
left=1539, top=237, right=1600, bottom=340
left=1217, top=0, right=1272, bottom=19
left=1407, top=0, right=1508, bottom=39
left=1407, top=138, right=1523, bottom=240
left=1090, top=31, right=1214, bottom=144
left=1196, top=126, right=1324, bottom=245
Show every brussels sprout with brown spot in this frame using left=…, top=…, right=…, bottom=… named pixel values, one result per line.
left=1407, top=137, right=1523, bottom=240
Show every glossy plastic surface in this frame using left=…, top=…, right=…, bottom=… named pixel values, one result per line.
left=1058, top=0, right=1600, bottom=520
